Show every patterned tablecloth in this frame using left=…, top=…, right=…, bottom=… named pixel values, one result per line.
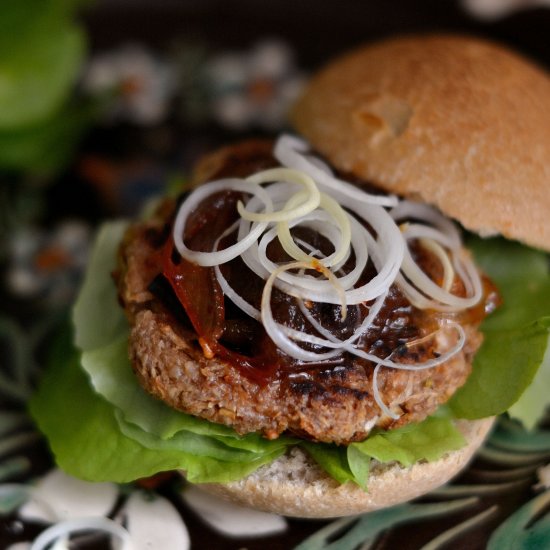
left=1, top=1, right=550, bottom=548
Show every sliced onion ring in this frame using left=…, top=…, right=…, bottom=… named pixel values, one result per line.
left=276, top=191, right=351, bottom=267
left=239, top=167, right=320, bottom=222
left=261, top=261, right=345, bottom=361
left=274, top=134, right=398, bottom=207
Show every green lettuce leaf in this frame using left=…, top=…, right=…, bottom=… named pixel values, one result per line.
left=300, top=413, right=464, bottom=489
left=300, top=442, right=356, bottom=486
left=466, top=238, right=550, bottom=331
left=346, top=446, right=371, bottom=489
left=80, top=315, right=296, bottom=454
left=508, top=346, right=550, bottom=430
left=351, top=415, right=466, bottom=467
left=116, top=411, right=283, bottom=464
left=29, top=327, right=282, bottom=484
left=73, top=221, right=129, bottom=351
left=450, top=319, right=550, bottom=423
left=81, top=336, right=205, bottom=440
left=450, top=238, right=550, bottom=426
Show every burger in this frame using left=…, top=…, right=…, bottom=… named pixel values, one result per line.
left=31, top=34, right=550, bottom=518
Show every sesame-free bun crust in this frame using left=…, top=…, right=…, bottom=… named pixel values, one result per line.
left=292, top=34, right=550, bottom=252
left=197, top=417, right=494, bottom=518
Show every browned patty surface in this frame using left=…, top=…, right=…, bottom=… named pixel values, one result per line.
left=115, top=141, right=487, bottom=444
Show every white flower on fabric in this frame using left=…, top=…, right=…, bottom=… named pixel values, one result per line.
left=205, top=40, right=306, bottom=130
left=122, top=491, right=190, bottom=550
left=10, top=469, right=191, bottom=550
left=19, top=469, right=118, bottom=524
left=82, top=44, right=176, bottom=125
left=6, top=221, right=91, bottom=305
left=181, top=485, right=287, bottom=537
left=462, top=0, right=550, bottom=20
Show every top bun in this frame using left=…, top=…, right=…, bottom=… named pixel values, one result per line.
left=291, top=34, right=550, bottom=252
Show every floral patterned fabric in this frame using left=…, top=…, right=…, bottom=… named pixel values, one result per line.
left=2, top=1, right=550, bottom=548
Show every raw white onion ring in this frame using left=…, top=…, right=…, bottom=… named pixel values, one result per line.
left=239, top=168, right=320, bottom=222
left=274, top=134, right=398, bottom=207
left=261, top=261, right=344, bottom=361
left=276, top=191, right=351, bottom=267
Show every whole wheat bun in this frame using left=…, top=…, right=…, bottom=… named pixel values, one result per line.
left=197, top=417, right=494, bottom=518
left=291, top=34, right=550, bottom=252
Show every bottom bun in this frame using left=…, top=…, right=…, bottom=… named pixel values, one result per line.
left=195, top=417, right=494, bottom=518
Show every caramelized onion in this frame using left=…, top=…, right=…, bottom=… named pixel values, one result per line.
left=173, top=179, right=272, bottom=266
